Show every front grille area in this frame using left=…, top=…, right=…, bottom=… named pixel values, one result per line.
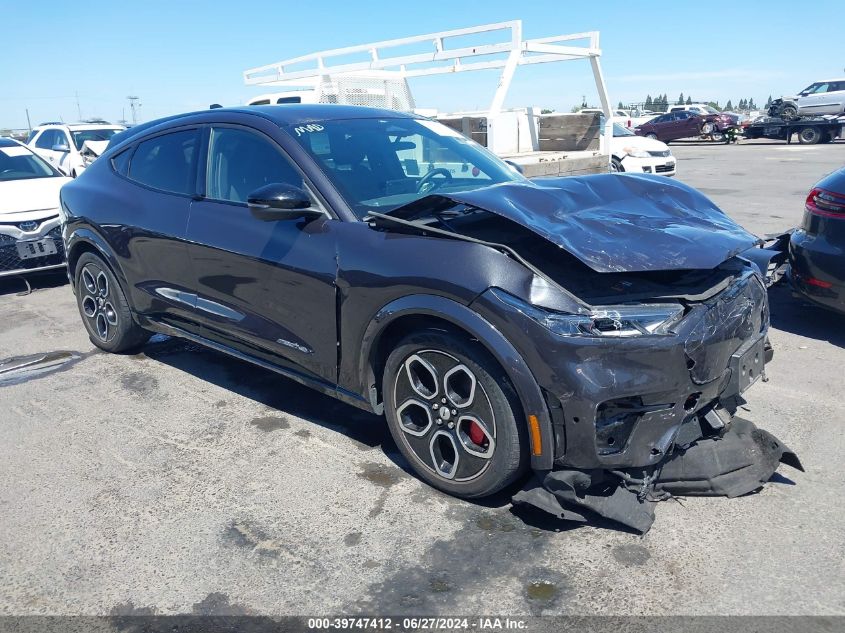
left=648, top=150, right=671, bottom=157
left=0, top=227, right=66, bottom=273
left=655, top=163, right=675, bottom=173
left=684, top=275, right=767, bottom=385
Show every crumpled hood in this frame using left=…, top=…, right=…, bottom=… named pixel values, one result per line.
left=80, top=140, right=108, bottom=156
left=395, top=174, right=759, bottom=273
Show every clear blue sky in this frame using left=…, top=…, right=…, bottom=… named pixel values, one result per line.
left=2, top=0, right=842, bottom=129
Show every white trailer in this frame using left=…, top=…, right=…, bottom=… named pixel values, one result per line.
left=243, top=20, right=614, bottom=173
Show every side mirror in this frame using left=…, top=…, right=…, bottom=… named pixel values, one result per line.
left=504, top=160, right=524, bottom=175
left=52, top=144, right=70, bottom=153
left=247, top=183, right=322, bottom=221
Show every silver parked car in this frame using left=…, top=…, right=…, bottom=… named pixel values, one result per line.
left=771, top=79, right=845, bottom=119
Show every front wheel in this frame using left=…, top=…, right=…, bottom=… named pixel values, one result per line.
left=646, top=133, right=658, bottom=140
left=75, top=252, right=149, bottom=353
left=611, top=157, right=624, bottom=173
left=383, top=330, right=528, bottom=498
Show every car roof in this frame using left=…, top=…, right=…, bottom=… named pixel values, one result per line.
left=34, top=123, right=124, bottom=130
left=106, top=104, right=420, bottom=150
left=229, top=104, right=418, bottom=125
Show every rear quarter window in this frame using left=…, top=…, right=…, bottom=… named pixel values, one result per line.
left=127, top=129, right=199, bottom=195
left=111, top=148, right=132, bottom=176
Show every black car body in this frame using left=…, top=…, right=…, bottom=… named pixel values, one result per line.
left=60, top=105, right=777, bottom=502
left=789, top=167, right=845, bottom=312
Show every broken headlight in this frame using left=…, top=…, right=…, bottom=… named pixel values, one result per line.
left=493, top=289, right=684, bottom=338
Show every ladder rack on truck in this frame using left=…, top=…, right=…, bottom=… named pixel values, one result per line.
left=243, top=20, right=615, bottom=175
left=744, top=115, right=844, bottom=145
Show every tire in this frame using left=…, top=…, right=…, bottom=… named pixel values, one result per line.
left=798, top=126, right=822, bottom=145
left=646, top=133, right=658, bottom=140
left=611, top=157, right=624, bottom=173
left=700, top=122, right=715, bottom=135
left=820, top=132, right=833, bottom=144
left=383, top=329, right=528, bottom=498
left=74, top=252, right=149, bottom=353
left=781, top=104, right=798, bottom=120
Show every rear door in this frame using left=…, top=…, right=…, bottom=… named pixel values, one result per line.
left=185, top=123, right=339, bottom=384
left=657, top=113, right=681, bottom=140
left=118, top=127, right=202, bottom=332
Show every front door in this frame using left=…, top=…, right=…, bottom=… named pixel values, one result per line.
left=32, top=130, right=65, bottom=171
left=678, top=112, right=701, bottom=137
left=186, top=125, right=339, bottom=385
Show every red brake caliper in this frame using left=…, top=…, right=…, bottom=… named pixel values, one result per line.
left=468, top=420, right=486, bottom=447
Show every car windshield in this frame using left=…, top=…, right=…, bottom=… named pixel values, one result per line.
left=289, top=117, right=523, bottom=217
left=598, top=118, right=635, bottom=136
left=0, top=144, right=58, bottom=181
left=71, top=128, right=120, bottom=151
left=612, top=123, right=635, bottom=137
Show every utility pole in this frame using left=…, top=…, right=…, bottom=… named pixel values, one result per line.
left=75, top=91, right=82, bottom=120
left=127, top=96, right=141, bottom=125
left=25, top=108, right=32, bottom=133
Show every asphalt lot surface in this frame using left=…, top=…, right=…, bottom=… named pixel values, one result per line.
left=1, top=139, right=844, bottom=617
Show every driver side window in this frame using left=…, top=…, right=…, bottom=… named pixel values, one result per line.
left=206, top=127, right=307, bottom=204
left=35, top=130, right=57, bottom=149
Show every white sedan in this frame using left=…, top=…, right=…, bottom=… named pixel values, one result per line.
left=0, top=139, right=71, bottom=278
left=606, top=123, right=676, bottom=176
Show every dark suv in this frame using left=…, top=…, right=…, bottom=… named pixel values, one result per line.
left=60, top=105, right=772, bottom=499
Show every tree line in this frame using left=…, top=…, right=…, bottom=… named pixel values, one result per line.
left=615, top=93, right=777, bottom=113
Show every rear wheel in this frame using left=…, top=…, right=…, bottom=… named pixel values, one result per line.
left=74, top=252, right=149, bottom=353
left=383, top=330, right=528, bottom=498
left=798, top=126, right=823, bottom=145
left=611, top=157, right=624, bottom=173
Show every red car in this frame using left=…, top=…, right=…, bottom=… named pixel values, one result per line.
left=635, top=111, right=733, bottom=143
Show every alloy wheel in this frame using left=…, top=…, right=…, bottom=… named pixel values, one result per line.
left=392, top=350, right=496, bottom=482
left=80, top=264, right=118, bottom=342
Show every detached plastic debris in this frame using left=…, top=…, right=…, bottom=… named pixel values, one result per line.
left=512, top=417, right=803, bottom=533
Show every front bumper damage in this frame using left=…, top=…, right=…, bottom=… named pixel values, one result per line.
left=502, top=271, right=803, bottom=533
left=513, top=417, right=803, bottom=533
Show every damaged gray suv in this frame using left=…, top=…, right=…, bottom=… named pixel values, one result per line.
left=61, top=105, right=800, bottom=531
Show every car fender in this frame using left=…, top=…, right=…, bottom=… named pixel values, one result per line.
left=359, top=293, right=554, bottom=470
left=64, top=226, right=130, bottom=296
